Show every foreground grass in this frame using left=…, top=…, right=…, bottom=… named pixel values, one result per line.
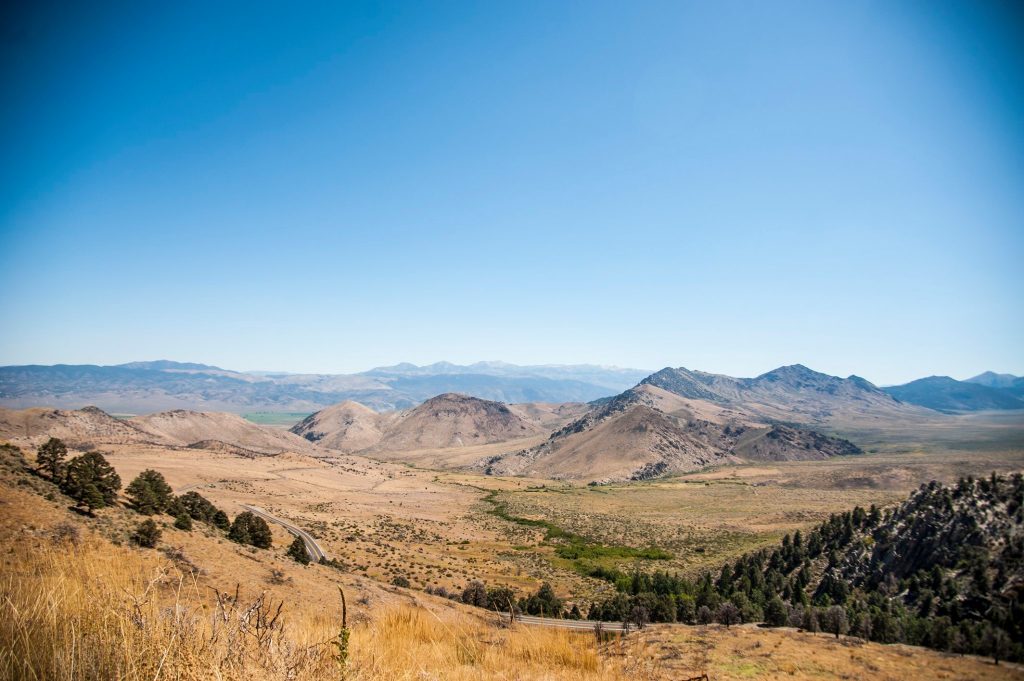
left=0, top=529, right=656, bottom=680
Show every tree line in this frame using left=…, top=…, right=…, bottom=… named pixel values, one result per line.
left=32, top=438, right=299, bottom=556
left=452, top=473, right=1022, bottom=664
left=584, top=473, right=1022, bottom=663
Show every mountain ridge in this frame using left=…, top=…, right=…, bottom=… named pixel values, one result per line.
left=0, top=361, right=648, bottom=413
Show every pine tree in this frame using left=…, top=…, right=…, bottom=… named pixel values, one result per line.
left=228, top=513, right=254, bottom=545
left=765, top=596, right=788, bottom=627
left=61, top=452, right=121, bottom=513
left=287, top=535, right=310, bottom=564
left=125, top=469, right=174, bottom=515
left=229, top=511, right=273, bottom=548
left=36, top=437, right=68, bottom=482
left=249, top=515, right=273, bottom=548
left=213, top=510, right=230, bottom=530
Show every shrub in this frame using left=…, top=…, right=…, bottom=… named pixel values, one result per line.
left=391, top=575, right=410, bottom=588
left=461, top=581, right=487, bottom=608
left=173, top=514, right=193, bottom=531
left=716, top=601, right=741, bottom=627
left=131, top=519, right=161, bottom=548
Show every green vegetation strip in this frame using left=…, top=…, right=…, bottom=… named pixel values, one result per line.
left=481, top=490, right=671, bottom=561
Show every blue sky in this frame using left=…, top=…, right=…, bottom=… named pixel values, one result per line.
left=1, top=1, right=1021, bottom=384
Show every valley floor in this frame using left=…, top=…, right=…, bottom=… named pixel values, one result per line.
left=2, top=413, right=1023, bottom=679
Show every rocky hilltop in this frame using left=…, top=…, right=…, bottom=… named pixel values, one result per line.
left=476, top=381, right=863, bottom=482
left=641, top=364, right=918, bottom=423
left=291, top=393, right=557, bottom=453
left=0, top=405, right=315, bottom=455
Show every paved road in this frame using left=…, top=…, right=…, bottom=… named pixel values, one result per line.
left=239, top=504, right=328, bottom=562
left=499, top=613, right=631, bottom=633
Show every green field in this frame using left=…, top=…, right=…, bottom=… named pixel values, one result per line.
left=241, top=411, right=312, bottom=428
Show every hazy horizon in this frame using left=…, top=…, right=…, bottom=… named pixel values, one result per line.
left=2, top=2, right=1022, bottom=386
left=1, top=355, right=1018, bottom=388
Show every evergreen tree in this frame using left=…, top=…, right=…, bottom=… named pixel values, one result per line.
left=286, top=535, right=310, bottom=564
left=228, top=511, right=273, bottom=548
left=212, top=509, right=230, bottom=530
left=765, top=596, right=788, bottom=627
left=36, top=437, right=68, bottom=482
left=61, top=452, right=121, bottom=513
left=125, top=469, right=174, bottom=515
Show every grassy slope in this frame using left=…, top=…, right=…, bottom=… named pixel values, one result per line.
left=3, top=435, right=1022, bottom=680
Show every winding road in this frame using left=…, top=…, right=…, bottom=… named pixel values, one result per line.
left=499, top=613, right=631, bottom=633
left=239, top=504, right=329, bottom=562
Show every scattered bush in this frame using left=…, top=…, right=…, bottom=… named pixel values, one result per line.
left=131, top=519, right=161, bottom=548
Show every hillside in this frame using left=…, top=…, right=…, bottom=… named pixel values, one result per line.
left=967, top=371, right=1023, bottom=391
left=291, top=393, right=579, bottom=455
left=130, top=410, right=318, bottom=454
left=885, top=376, right=1024, bottom=412
left=0, top=406, right=163, bottom=447
left=372, top=393, right=546, bottom=451
left=587, top=473, right=1024, bottom=663
left=0, top=405, right=316, bottom=455
left=3, top=442, right=1011, bottom=681
left=478, top=383, right=862, bottom=481
left=641, top=364, right=921, bottom=424
left=0, top=360, right=645, bottom=413
left=289, top=400, right=384, bottom=450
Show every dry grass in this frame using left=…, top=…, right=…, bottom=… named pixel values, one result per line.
left=0, top=526, right=653, bottom=681
left=645, top=623, right=1024, bottom=681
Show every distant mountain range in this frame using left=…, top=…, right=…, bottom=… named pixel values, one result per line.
left=0, top=360, right=649, bottom=413
left=882, top=373, right=1024, bottom=413
left=475, top=365, right=887, bottom=481
left=1, top=359, right=1021, bottom=416
left=5, top=361, right=1022, bottom=483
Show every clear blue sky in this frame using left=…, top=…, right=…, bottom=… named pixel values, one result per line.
left=1, top=1, right=1021, bottom=384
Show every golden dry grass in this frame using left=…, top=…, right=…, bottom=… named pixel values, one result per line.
left=0, top=524, right=656, bottom=681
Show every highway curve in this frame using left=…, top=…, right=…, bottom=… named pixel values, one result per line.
left=500, top=613, right=631, bottom=633
left=239, top=504, right=328, bottom=562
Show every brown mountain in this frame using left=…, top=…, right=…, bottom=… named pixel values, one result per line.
left=130, top=410, right=316, bottom=454
left=374, top=393, right=545, bottom=451
left=640, top=364, right=924, bottom=425
left=291, top=393, right=563, bottom=454
left=289, top=400, right=384, bottom=451
left=0, top=406, right=162, bottom=448
left=476, top=378, right=864, bottom=482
